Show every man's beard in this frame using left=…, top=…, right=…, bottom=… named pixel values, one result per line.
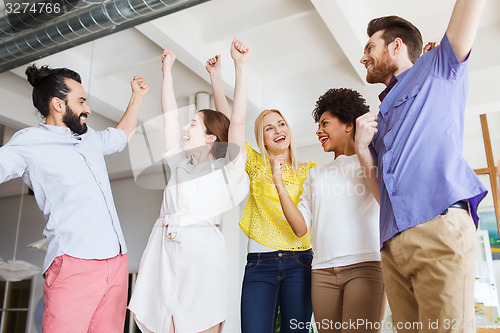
left=366, top=48, right=398, bottom=84
left=62, top=105, right=88, bottom=135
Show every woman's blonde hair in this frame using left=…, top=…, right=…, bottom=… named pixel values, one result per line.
left=254, top=109, right=300, bottom=171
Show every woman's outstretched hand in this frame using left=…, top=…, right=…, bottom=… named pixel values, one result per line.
left=231, top=38, right=252, bottom=65
left=162, top=49, right=176, bottom=73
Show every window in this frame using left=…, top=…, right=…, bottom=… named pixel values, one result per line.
left=0, top=279, right=32, bottom=333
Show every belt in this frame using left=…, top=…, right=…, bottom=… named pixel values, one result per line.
left=441, top=201, right=468, bottom=215
left=160, top=212, right=219, bottom=243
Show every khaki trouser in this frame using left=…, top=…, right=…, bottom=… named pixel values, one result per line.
left=311, top=261, right=386, bottom=333
left=381, top=207, right=477, bottom=333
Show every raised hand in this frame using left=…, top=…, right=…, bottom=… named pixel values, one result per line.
left=116, top=75, right=149, bottom=141
left=162, top=50, right=176, bottom=73
left=130, top=75, right=149, bottom=96
left=355, top=112, right=378, bottom=151
left=161, top=49, right=180, bottom=151
left=446, top=0, right=487, bottom=63
left=354, top=112, right=380, bottom=202
left=206, top=55, right=221, bottom=75
left=230, top=38, right=251, bottom=65
left=131, top=76, right=149, bottom=97
left=227, top=38, right=250, bottom=159
left=423, top=41, right=439, bottom=53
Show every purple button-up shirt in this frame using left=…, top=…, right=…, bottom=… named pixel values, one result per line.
left=370, top=34, right=487, bottom=246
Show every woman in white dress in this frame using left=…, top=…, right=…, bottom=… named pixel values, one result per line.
left=128, top=39, right=251, bottom=333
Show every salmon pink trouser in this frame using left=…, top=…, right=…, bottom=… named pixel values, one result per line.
left=42, top=253, right=128, bottom=333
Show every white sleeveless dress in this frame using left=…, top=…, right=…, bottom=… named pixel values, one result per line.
left=129, top=144, right=249, bottom=333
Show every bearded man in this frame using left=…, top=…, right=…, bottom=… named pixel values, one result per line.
left=0, top=64, right=149, bottom=333
left=355, top=1, right=488, bottom=332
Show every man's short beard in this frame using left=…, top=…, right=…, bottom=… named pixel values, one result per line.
left=366, top=48, right=398, bottom=84
left=62, top=104, right=88, bottom=135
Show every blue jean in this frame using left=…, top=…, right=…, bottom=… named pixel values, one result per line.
left=241, top=249, right=313, bottom=333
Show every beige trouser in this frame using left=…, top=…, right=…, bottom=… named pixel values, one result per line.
left=381, top=207, right=477, bottom=333
left=311, top=261, right=386, bottom=333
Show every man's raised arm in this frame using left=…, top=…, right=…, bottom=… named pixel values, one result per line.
left=446, top=0, right=487, bottom=62
left=116, top=76, right=149, bottom=142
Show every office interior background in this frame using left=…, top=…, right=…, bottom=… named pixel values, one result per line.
left=0, top=0, right=499, bottom=332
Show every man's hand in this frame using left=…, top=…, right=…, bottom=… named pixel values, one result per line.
left=355, top=112, right=378, bottom=152
left=423, top=41, right=439, bottom=53
left=131, top=76, right=149, bottom=97
left=117, top=76, right=149, bottom=141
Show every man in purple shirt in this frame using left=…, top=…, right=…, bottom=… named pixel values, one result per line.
left=355, top=1, right=488, bottom=332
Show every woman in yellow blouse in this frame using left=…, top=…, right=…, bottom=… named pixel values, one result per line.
left=206, top=55, right=317, bottom=333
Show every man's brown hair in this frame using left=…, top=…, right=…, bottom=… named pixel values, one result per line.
left=367, top=15, right=423, bottom=64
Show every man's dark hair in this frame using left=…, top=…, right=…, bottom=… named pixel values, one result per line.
left=25, top=64, right=82, bottom=118
left=367, top=15, right=423, bottom=64
left=312, top=88, right=370, bottom=138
